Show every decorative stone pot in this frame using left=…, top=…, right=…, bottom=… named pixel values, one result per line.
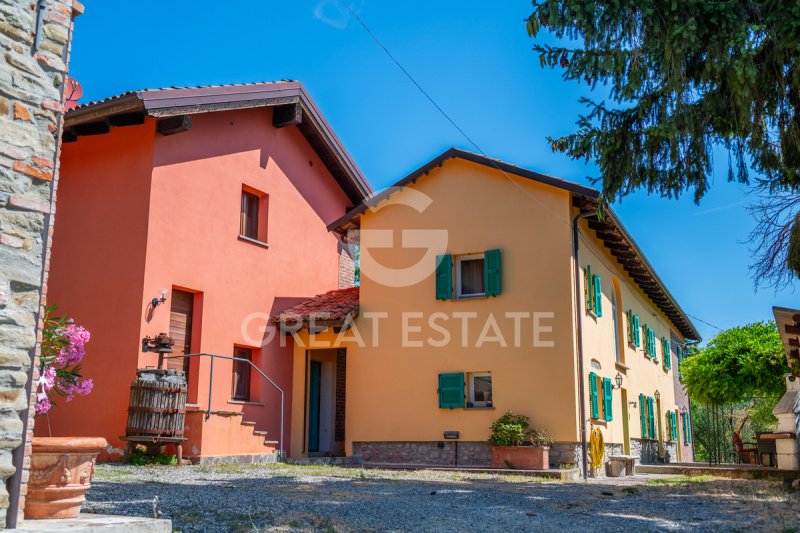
left=491, top=445, right=549, bottom=470
left=25, top=437, right=107, bottom=519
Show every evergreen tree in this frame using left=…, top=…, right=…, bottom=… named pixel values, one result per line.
left=527, top=1, right=800, bottom=283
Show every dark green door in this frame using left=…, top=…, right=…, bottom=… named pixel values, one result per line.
left=308, top=361, right=321, bottom=452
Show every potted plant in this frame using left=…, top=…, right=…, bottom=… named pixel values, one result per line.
left=26, top=306, right=106, bottom=519
left=488, top=411, right=553, bottom=470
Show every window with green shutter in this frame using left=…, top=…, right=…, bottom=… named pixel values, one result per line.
left=592, top=274, right=602, bottom=317
left=438, top=372, right=464, bottom=408
left=589, top=372, right=599, bottom=419
left=639, top=393, right=647, bottom=438
left=435, top=254, right=452, bottom=300
left=647, top=396, right=655, bottom=438
left=663, top=338, right=672, bottom=369
left=633, top=315, right=640, bottom=346
left=602, top=377, right=613, bottom=421
left=584, top=265, right=592, bottom=312
left=483, top=249, right=501, bottom=296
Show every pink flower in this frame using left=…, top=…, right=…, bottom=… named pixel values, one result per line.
left=35, top=397, right=51, bottom=414
left=42, top=366, right=56, bottom=390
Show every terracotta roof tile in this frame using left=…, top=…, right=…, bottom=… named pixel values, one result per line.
left=274, top=287, right=359, bottom=326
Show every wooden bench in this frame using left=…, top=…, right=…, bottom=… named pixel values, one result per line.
left=606, top=455, right=638, bottom=477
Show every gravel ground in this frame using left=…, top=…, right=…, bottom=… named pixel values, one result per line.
left=86, top=463, right=800, bottom=532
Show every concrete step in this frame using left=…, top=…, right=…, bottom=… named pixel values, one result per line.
left=285, top=456, right=363, bottom=466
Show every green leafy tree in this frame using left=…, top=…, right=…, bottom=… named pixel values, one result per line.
left=682, top=322, right=787, bottom=459
left=682, top=322, right=787, bottom=405
left=527, top=1, right=800, bottom=284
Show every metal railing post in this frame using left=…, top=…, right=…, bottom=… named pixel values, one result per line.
left=206, top=354, right=214, bottom=420
left=161, top=352, right=285, bottom=460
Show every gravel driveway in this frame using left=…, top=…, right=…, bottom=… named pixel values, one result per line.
left=86, top=463, right=800, bottom=532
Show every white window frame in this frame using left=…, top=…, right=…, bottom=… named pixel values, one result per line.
left=467, top=372, right=492, bottom=408
left=456, top=254, right=485, bottom=299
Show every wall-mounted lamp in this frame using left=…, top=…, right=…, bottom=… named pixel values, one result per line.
left=151, top=288, right=168, bottom=309
left=654, top=389, right=661, bottom=401
left=612, top=372, right=623, bottom=390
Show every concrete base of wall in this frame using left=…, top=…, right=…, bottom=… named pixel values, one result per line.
left=637, top=463, right=800, bottom=480
left=188, top=453, right=278, bottom=465
left=16, top=514, right=171, bottom=532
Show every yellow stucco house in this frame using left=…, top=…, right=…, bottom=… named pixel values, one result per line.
left=275, top=148, right=700, bottom=474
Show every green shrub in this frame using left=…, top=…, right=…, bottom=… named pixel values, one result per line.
left=488, top=411, right=553, bottom=447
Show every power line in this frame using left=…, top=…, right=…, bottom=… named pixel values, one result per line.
left=338, top=0, right=723, bottom=338
left=686, top=314, right=724, bottom=333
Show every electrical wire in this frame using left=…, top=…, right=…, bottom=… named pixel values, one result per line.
left=337, top=0, right=722, bottom=339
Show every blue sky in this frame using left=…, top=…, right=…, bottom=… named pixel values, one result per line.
left=68, top=1, right=796, bottom=342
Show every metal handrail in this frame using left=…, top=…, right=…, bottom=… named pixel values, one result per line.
left=160, top=352, right=285, bottom=459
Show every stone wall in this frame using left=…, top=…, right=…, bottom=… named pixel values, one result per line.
left=0, top=0, right=78, bottom=525
left=353, top=441, right=492, bottom=467
left=630, top=437, right=677, bottom=464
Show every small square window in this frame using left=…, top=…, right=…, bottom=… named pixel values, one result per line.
left=232, top=347, right=252, bottom=401
left=456, top=254, right=484, bottom=298
left=467, top=372, right=492, bottom=408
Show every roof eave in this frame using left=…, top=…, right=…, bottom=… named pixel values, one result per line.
left=63, top=84, right=373, bottom=204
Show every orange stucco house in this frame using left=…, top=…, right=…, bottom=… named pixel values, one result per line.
left=42, top=82, right=372, bottom=462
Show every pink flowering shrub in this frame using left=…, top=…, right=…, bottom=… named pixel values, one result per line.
left=35, top=306, right=93, bottom=415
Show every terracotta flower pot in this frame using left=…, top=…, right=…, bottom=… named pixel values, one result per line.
left=25, top=436, right=107, bottom=519
left=491, top=445, right=550, bottom=470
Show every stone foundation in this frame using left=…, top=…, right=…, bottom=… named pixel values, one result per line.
left=630, top=438, right=678, bottom=464
left=353, top=440, right=654, bottom=473
left=353, top=441, right=491, bottom=467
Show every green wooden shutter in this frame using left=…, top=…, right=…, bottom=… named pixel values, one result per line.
left=435, top=254, right=452, bottom=300
left=484, top=249, right=501, bottom=296
left=438, top=372, right=464, bottom=408
left=664, top=339, right=672, bottom=369
left=592, top=275, right=602, bottom=317
left=602, top=377, right=613, bottom=421
left=589, top=372, right=599, bottom=419
left=639, top=394, right=647, bottom=438
left=584, top=265, right=592, bottom=312
left=642, top=324, right=648, bottom=354
left=647, top=396, right=656, bottom=438
left=686, top=412, right=692, bottom=443
left=626, top=311, right=633, bottom=344
left=633, top=315, right=640, bottom=346
left=672, top=411, right=678, bottom=441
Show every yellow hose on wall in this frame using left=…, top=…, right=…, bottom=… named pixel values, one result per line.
left=589, top=427, right=605, bottom=474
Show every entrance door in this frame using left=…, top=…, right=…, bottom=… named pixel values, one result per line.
left=169, top=289, right=194, bottom=374
left=621, top=388, right=630, bottom=455
left=308, top=361, right=321, bottom=453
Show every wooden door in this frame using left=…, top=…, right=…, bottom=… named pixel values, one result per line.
left=169, top=289, right=194, bottom=374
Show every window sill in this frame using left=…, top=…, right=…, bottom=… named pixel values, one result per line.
left=615, top=362, right=630, bottom=373
left=591, top=419, right=607, bottom=426
left=238, top=235, right=270, bottom=249
left=465, top=406, right=495, bottom=411
left=456, top=294, right=486, bottom=301
left=228, top=400, right=265, bottom=406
